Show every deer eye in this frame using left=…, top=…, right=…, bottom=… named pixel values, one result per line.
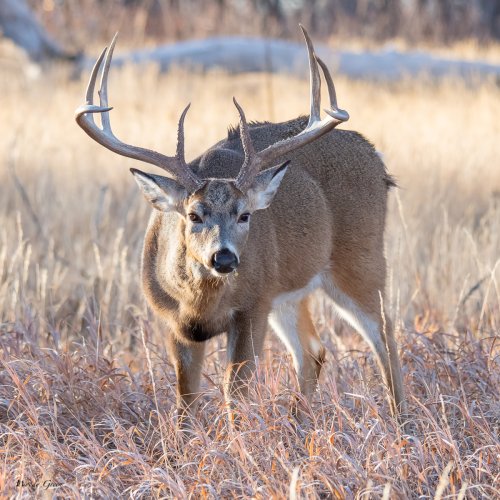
left=188, top=213, right=203, bottom=223
left=238, top=213, right=250, bottom=223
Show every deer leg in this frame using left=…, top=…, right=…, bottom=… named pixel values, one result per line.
left=269, top=296, right=325, bottom=399
left=324, top=276, right=407, bottom=422
left=296, top=298, right=326, bottom=396
left=167, top=333, right=205, bottom=426
left=224, top=312, right=267, bottom=417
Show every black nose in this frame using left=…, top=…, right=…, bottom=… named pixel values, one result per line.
left=211, top=249, right=238, bottom=273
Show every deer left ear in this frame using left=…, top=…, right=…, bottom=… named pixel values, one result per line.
left=247, top=161, right=290, bottom=211
left=130, top=168, right=188, bottom=213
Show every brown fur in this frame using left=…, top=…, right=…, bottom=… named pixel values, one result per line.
left=140, top=116, right=407, bottom=424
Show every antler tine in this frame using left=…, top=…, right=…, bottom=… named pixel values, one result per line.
left=233, top=97, right=258, bottom=190
left=232, top=26, right=349, bottom=191
left=233, top=97, right=255, bottom=160
left=300, top=24, right=321, bottom=127
left=86, top=47, right=107, bottom=106
left=75, top=37, right=203, bottom=193
left=98, top=33, right=118, bottom=132
left=176, top=103, right=190, bottom=164
left=316, top=56, right=350, bottom=122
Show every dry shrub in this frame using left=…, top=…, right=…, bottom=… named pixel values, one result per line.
left=0, top=54, right=498, bottom=497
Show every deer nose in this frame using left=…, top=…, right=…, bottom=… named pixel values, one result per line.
left=211, top=249, right=238, bottom=273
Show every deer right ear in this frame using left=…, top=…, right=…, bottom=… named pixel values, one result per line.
left=131, top=168, right=188, bottom=213
left=247, top=161, right=290, bottom=211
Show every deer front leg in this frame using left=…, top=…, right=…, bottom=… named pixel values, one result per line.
left=167, top=333, right=205, bottom=426
left=224, top=312, right=267, bottom=419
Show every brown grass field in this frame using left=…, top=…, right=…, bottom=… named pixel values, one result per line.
left=0, top=48, right=499, bottom=498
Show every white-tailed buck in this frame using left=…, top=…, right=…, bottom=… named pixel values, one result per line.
left=75, top=27, right=406, bottom=425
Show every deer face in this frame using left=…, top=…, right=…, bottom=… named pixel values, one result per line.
left=131, top=162, right=288, bottom=277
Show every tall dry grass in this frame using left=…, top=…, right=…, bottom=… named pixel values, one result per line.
left=0, top=49, right=499, bottom=497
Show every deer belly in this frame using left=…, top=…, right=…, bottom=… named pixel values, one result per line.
left=271, top=273, right=323, bottom=308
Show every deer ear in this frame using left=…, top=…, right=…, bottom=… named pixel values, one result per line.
left=130, top=168, right=187, bottom=213
left=247, top=161, right=289, bottom=211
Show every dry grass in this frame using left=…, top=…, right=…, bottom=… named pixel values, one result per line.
left=0, top=49, right=499, bottom=498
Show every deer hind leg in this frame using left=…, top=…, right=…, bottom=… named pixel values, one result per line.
left=323, top=270, right=407, bottom=421
left=269, top=296, right=325, bottom=401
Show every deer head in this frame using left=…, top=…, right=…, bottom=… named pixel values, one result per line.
left=75, top=27, right=348, bottom=278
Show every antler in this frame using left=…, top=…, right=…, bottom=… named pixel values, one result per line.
left=233, top=25, right=349, bottom=191
left=75, top=34, right=204, bottom=193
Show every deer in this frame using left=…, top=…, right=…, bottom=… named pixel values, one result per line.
left=75, top=26, right=407, bottom=427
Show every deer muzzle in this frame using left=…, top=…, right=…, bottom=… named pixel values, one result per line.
left=211, top=248, right=239, bottom=274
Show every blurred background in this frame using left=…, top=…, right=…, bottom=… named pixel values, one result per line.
left=2, top=0, right=500, bottom=70
left=4, top=0, right=500, bottom=52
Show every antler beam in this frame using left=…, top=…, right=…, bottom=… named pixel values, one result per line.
left=75, top=34, right=204, bottom=193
